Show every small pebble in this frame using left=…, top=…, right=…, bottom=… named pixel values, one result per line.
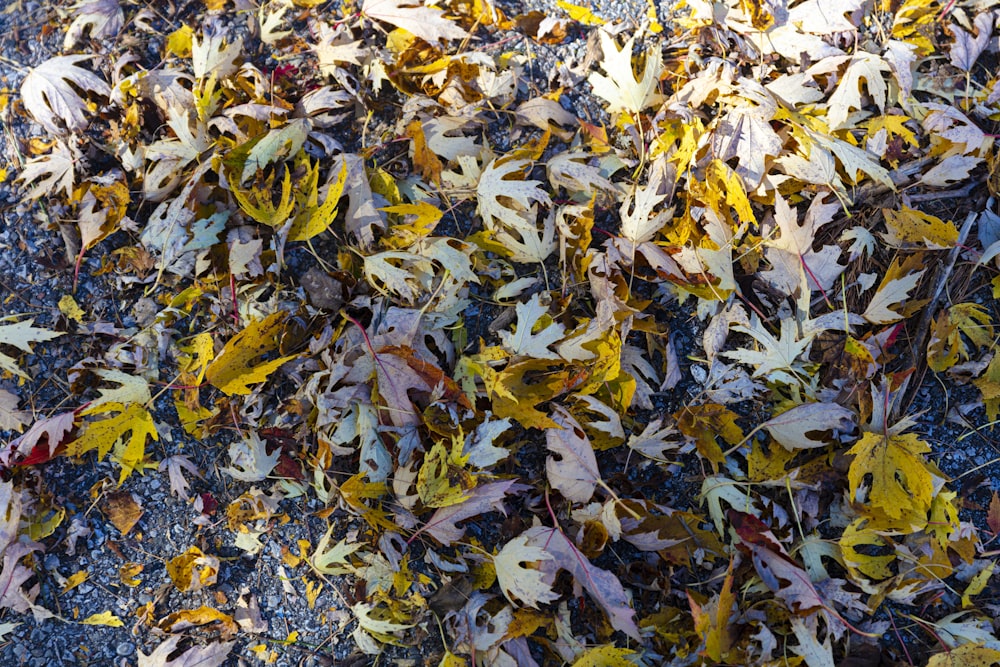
left=116, top=642, right=134, bottom=657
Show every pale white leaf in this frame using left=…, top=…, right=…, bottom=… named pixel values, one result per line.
left=587, top=31, right=662, bottom=114
left=0, top=320, right=63, bottom=380
left=545, top=406, right=600, bottom=504
left=762, top=403, right=856, bottom=450
left=494, top=533, right=559, bottom=608
left=64, top=0, right=123, bottom=49
left=361, top=0, right=468, bottom=43
left=498, top=293, right=565, bottom=359
left=159, top=455, right=202, bottom=500
left=137, top=636, right=235, bottom=667
left=222, top=431, right=280, bottom=482
left=21, top=55, right=110, bottom=134
left=862, top=269, right=925, bottom=324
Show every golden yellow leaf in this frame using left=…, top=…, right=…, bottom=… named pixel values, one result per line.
left=205, top=312, right=297, bottom=395
left=288, top=161, right=348, bottom=241
left=847, top=431, right=934, bottom=522
left=927, top=303, right=993, bottom=372
left=961, top=562, right=995, bottom=608
left=119, top=562, right=143, bottom=587
left=841, top=519, right=896, bottom=582
left=62, top=570, right=88, bottom=594
left=675, top=404, right=742, bottom=473
left=417, top=440, right=475, bottom=508
left=926, top=642, right=1000, bottom=667
left=557, top=0, right=603, bottom=25
left=58, top=295, right=84, bottom=323
left=167, top=546, right=220, bottom=593
left=80, top=611, right=123, bottom=627
left=882, top=206, right=959, bottom=249
left=68, top=402, right=159, bottom=485
left=157, top=605, right=237, bottom=633
left=166, top=25, right=193, bottom=57
left=439, top=652, right=468, bottom=667
left=230, top=167, right=295, bottom=227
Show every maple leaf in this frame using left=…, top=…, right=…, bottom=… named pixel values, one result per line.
left=761, top=402, right=856, bottom=450
left=927, top=302, right=993, bottom=372
left=137, top=636, right=234, bottom=667
left=862, top=255, right=926, bottom=324
left=882, top=206, right=958, bottom=249
left=0, top=319, right=63, bottom=380
left=417, top=439, right=475, bottom=508
left=477, top=157, right=554, bottom=262
left=64, top=0, right=124, bottom=50
left=761, top=193, right=844, bottom=298
left=587, top=31, right=662, bottom=115
left=69, top=402, right=158, bottom=484
left=80, top=611, right=124, bottom=627
left=1, top=410, right=75, bottom=466
left=0, top=482, right=45, bottom=617
left=494, top=532, right=560, bottom=609
left=310, top=525, right=364, bottom=575
left=21, top=55, right=110, bottom=134
left=546, top=406, right=601, bottom=503
left=205, top=312, right=298, bottom=395
left=159, top=455, right=201, bottom=500
left=846, top=431, right=934, bottom=522
left=723, top=317, right=815, bottom=385
left=191, top=32, right=242, bottom=81
left=823, top=52, right=889, bottom=130
left=422, top=480, right=526, bottom=544
left=361, top=0, right=468, bottom=43
left=521, top=525, right=640, bottom=639
left=498, top=293, right=565, bottom=359
left=222, top=431, right=281, bottom=482
left=711, top=96, right=783, bottom=188
left=16, top=139, right=80, bottom=201
left=0, top=390, right=28, bottom=433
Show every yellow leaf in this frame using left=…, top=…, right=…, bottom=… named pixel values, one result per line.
left=289, top=161, right=348, bottom=241
left=178, top=332, right=215, bottom=385
left=167, top=546, right=220, bottom=593
left=689, top=559, right=735, bottom=661
left=927, top=303, right=993, bottom=372
left=974, top=353, right=1000, bottom=422
left=26, top=505, right=64, bottom=540
left=557, top=0, right=603, bottom=25
left=81, top=611, right=123, bottom=627
left=62, top=570, right=89, bottom=594
left=165, top=25, right=193, bottom=58
left=882, top=206, right=959, bottom=249
left=675, top=404, right=742, bottom=473
left=847, top=431, right=933, bottom=522
left=961, top=562, right=995, bottom=608
left=569, top=646, right=636, bottom=667
left=417, top=440, right=475, bottom=508
left=205, top=312, right=297, bottom=395
left=157, top=605, right=237, bottom=633
left=382, top=201, right=444, bottom=248
left=926, top=642, right=1000, bottom=667
left=68, top=402, right=159, bottom=485
left=58, top=295, right=85, bottom=323
left=841, top=519, right=896, bottom=582
left=119, top=562, right=143, bottom=586
left=103, top=491, right=143, bottom=535
left=230, top=167, right=295, bottom=227
left=439, top=652, right=468, bottom=667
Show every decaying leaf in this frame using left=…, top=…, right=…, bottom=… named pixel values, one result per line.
left=166, top=547, right=220, bottom=593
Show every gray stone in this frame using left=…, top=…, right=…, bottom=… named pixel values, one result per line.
left=116, top=642, right=134, bottom=657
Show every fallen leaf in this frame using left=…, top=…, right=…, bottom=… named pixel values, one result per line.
left=103, top=491, right=142, bottom=535
left=761, top=403, right=856, bottom=450
left=80, top=611, right=123, bottom=627
left=361, top=0, right=468, bottom=43
left=138, top=636, right=235, bottom=667
left=205, top=312, right=297, bottom=395
left=166, top=547, right=220, bottom=593
left=20, top=55, right=110, bottom=134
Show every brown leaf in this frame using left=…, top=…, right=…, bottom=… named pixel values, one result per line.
left=989, top=492, right=1000, bottom=536
left=103, top=491, right=142, bottom=536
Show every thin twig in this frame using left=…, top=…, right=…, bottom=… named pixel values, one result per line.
left=896, top=210, right=977, bottom=418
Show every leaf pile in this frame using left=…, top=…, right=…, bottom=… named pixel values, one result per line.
left=3, top=0, right=1000, bottom=663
